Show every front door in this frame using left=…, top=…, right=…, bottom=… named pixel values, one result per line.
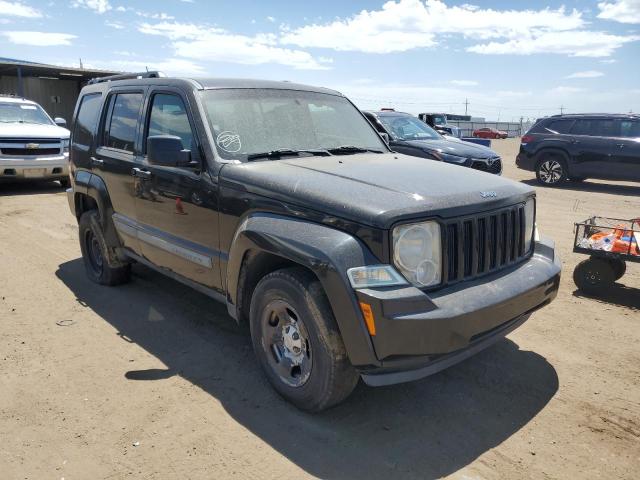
left=133, top=89, right=221, bottom=290
left=93, top=88, right=145, bottom=253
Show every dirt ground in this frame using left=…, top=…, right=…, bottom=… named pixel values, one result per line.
left=1, top=138, right=639, bottom=480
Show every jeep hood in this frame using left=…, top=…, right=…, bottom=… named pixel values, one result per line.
left=0, top=123, right=70, bottom=139
left=404, top=137, right=498, bottom=159
left=221, top=153, right=533, bottom=229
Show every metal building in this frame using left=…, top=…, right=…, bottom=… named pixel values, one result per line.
left=0, top=57, right=120, bottom=124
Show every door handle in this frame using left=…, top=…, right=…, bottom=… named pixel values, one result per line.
left=132, top=167, right=152, bottom=179
left=616, top=143, right=625, bottom=148
left=90, top=156, right=104, bottom=167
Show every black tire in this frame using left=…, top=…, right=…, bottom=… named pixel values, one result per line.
left=535, top=152, right=568, bottom=186
left=250, top=267, right=358, bottom=412
left=607, top=258, right=626, bottom=280
left=573, top=258, right=615, bottom=295
left=78, top=210, right=131, bottom=286
left=59, top=178, right=70, bottom=189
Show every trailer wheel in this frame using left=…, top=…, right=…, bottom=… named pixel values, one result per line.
left=608, top=258, right=626, bottom=280
left=573, top=258, right=615, bottom=295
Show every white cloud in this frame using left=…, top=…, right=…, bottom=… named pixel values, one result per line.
left=280, top=0, right=639, bottom=57
left=2, top=30, right=76, bottom=46
left=266, top=16, right=276, bottom=23
left=71, top=0, right=111, bottom=14
left=136, top=10, right=175, bottom=20
left=467, top=30, right=639, bottom=57
left=548, top=86, right=587, bottom=95
left=85, top=58, right=206, bottom=76
left=138, top=21, right=332, bottom=70
left=600, top=58, right=617, bottom=63
left=597, top=0, right=640, bottom=24
left=0, top=0, right=42, bottom=17
left=565, top=70, right=605, bottom=79
left=105, top=20, right=124, bottom=29
left=451, top=80, right=478, bottom=86
left=280, top=0, right=586, bottom=54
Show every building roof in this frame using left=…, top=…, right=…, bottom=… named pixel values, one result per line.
left=0, top=57, right=120, bottom=81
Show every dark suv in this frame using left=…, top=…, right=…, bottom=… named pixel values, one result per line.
left=517, top=113, right=640, bottom=185
left=67, top=72, right=560, bottom=411
left=364, top=111, right=503, bottom=174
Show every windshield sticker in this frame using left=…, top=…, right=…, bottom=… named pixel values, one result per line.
left=216, top=131, right=241, bottom=153
left=20, top=105, right=37, bottom=110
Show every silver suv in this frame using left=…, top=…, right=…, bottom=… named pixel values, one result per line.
left=0, top=95, right=70, bottom=187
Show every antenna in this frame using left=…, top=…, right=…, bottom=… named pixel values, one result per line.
left=464, top=98, right=469, bottom=116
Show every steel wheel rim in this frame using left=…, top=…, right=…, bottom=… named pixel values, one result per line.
left=539, top=159, right=563, bottom=184
left=260, top=299, right=312, bottom=388
left=84, top=229, right=104, bottom=276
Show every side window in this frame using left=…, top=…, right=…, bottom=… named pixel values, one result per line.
left=147, top=93, right=195, bottom=151
left=571, top=119, right=592, bottom=136
left=619, top=120, right=640, bottom=138
left=73, top=93, right=102, bottom=146
left=546, top=120, right=573, bottom=134
left=590, top=119, right=619, bottom=137
left=103, top=93, right=142, bottom=152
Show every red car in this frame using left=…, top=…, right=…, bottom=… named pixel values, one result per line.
left=473, top=127, right=508, bottom=139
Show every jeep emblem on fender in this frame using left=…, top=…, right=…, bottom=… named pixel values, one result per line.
left=25, top=143, right=40, bottom=149
left=480, top=191, right=497, bottom=198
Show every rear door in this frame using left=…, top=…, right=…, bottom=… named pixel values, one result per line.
left=70, top=92, right=103, bottom=172
left=93, top=88, right=145, bottom=252
left=133, top=88, right=222, bottom=290
left=568, top=118, right=622, bottom=179
left=614, top=119, right=640, bottom=181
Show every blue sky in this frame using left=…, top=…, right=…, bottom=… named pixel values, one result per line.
left=1, top=0, right=639, bottom=120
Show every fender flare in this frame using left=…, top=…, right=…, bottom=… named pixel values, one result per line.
left=226, top=213, right=382, bottom=367
left=73, top=170, right=121, bottom=248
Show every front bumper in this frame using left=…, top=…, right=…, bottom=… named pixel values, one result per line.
left=356, top=235, right=561, bottom=386
left=0, top=155, right=69, bottom=181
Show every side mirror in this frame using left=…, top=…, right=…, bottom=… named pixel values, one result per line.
left=379, top=132, right=390, bottom=144
left=147, top=135, right=191, bottom=167
left=54, top=117, right=67, bottom=127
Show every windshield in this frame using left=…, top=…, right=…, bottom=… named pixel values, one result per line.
left=378, top=115, right=441, bottom=141
left=0, top=102, right=53, bottom=125
left=200, top=89, right=386, bottom=160
left=432, top=115, right=446, bottom=125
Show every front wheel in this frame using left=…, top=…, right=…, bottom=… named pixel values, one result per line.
left=250, top=267, right=358, bottom=412
left=536, top=154, right=568, bottom=186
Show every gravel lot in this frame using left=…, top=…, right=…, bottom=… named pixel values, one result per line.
left=1, top=137, right=639, bottom=480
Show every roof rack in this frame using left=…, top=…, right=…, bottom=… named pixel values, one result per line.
left=87, top=71, right=166, bottom=85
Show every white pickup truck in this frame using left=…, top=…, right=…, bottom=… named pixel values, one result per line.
left=0, top=95, right=70, bottom=187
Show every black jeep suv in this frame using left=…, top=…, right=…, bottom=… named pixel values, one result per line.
left=67, top=72, right=560, bottom=411
left=517, top=113, right=640, bottom=186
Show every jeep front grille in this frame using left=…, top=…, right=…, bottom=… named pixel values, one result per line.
left=442, top=204, right=530, bottom=285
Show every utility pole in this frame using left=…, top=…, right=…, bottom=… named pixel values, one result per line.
left=464, top=98, right=469, bottom=116
left=560, top=105, right=565, bottom=115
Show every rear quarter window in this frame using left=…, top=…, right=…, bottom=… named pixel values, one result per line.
left=73, top=93, right=102, bottom=146
left=545, top=120, right=574, bottom=134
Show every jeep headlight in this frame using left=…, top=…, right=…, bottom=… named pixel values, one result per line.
left=524, top=197, right=535, bottom=253
left=393, top=221, right=442, bottom=287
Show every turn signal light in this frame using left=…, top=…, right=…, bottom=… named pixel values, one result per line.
left=359, top=302, right=376, bottom=336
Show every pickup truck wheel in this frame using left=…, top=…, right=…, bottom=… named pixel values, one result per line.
left=250, top=267, right=358, bottom=412
left=78, top=210, right=131, bottom=286
left=573, top=258, right=614, bottom=295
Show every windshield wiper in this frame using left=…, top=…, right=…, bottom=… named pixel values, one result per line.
left=326, top=145, right=384, bottom=155
left=246, top=148, right=330, bottom=161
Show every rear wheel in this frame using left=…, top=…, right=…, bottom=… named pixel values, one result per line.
left=536, top=153, right=568, bottom=186
left=79, top=210, right=131, bottom=286
left=573, top=258, right=615, bottom=295
left=250, top=267, right=358, bottom=412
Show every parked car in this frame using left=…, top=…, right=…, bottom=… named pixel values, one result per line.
left=364, top=110, right=503, bottom=175
left=516, top=113, right=640, bottom=186
left=418, top=112, right=462, bottom=138
left=473, top=127, right=508, bottom=139
left=67, top=72, right=560, bottom=411
left=0, top=95, right=70, bottom=187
